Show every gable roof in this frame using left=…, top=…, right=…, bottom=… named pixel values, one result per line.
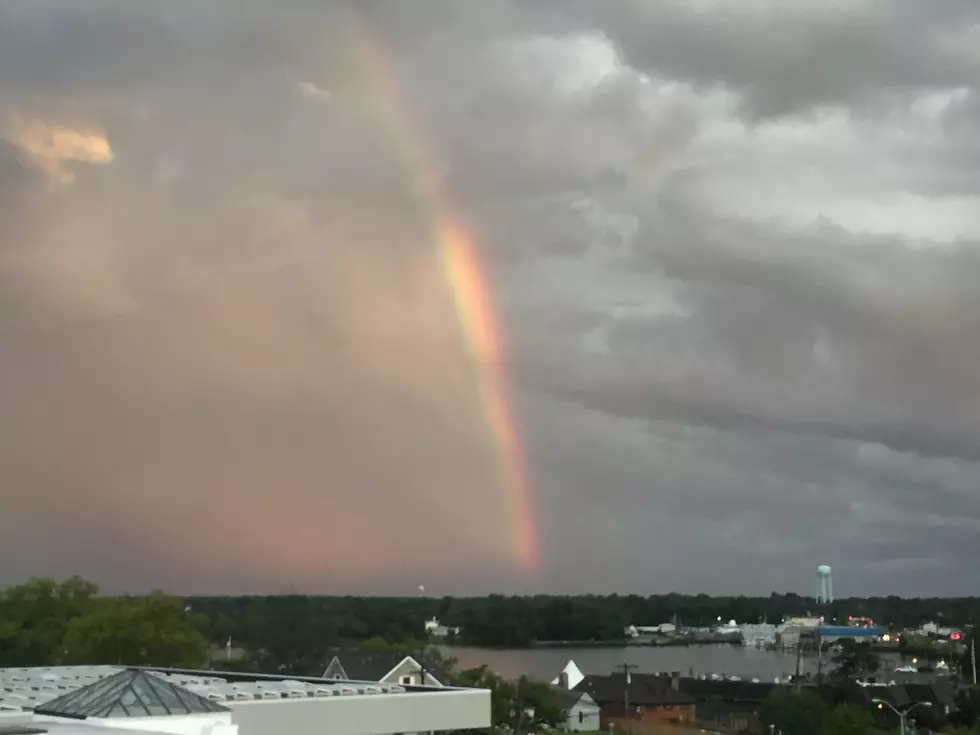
left=321, top=650, right=447, bottom=685
left=34, top=669, right=229, bottom=719
left=551, top=660, right=586, bottom=690
left=322, top=650, right=405, bottom=681
left=553, top=687, right=600, bottom=712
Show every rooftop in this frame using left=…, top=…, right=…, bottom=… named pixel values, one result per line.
left=574, top=673, right=696, bottom=707
left=0, top=665, right=490, bottom=735
left=33, top=669, right=230, bottom=719
left=0, top=665, right=421, bottom=713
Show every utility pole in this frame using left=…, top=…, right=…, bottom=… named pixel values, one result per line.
left=514, top=676, right=527, bottom=735
left=816, top=640, right=824, bottom=683
left=414, top=645, right=429, bottom=687
left=794, top=638, right=803, bottom=692
left=621, top=663, right=637, bottom=735
left=971, top=638, right=976, bottom=686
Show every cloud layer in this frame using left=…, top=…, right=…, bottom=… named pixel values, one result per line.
left=1, top=0, right=979, bottom=595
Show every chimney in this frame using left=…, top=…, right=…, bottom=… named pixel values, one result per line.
left=559, top=672, right=569, bottom=689
left=670, top=671, right=681, bottom=691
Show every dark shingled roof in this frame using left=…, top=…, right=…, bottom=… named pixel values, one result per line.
left=574, top=673, right=696, bottom=707
left=670, top=677, right=776, bottom=703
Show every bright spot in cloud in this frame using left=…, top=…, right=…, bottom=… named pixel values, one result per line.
left=4, top=115, right=114, bottom=185
left=296, top=80, right=332, bottom=102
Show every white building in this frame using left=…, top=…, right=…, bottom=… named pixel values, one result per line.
left=423, top=619, right=460, bottom=639
left=625, top=623, right=677, bottom=638
left=714, top=619, right=740, bottom=636
left=0, top=665, right=489, bottom=735
left=740, top=624, right=777, bottom=647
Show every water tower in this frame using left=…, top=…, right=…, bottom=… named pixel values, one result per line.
left=816, top=565, right=833, bottom=604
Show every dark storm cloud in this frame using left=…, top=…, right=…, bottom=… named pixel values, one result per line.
left=0, top=0, right=978, bottom=596
left=548, top=0, right=980, bottom=119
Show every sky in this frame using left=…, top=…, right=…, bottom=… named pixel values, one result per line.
left=1, top=1, right=979, bottom=598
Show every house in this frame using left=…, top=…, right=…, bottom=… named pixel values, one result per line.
left=322, top=649, right=446, bottom=687
left=424, top=617, right=461, bottom=639
left=553, top=688, right=601, bottom=732
left=574, top=672, right=696, bottom=735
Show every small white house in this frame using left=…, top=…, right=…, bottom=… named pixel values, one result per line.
left=424, top=618, right=461, bottom=639
left=554, top=689, right=601, bottom=732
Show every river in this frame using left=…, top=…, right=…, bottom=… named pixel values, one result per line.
left=442, top=645, right=895, bottom=682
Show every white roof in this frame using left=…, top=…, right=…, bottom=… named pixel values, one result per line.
left=550, top=659, right=585, bottom=690
left=0, top=664, right=491, bottom=735
left=0, top=666, right=413, bottom=712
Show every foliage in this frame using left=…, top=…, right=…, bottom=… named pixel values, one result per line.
left=189, top=592, right=980, bottom=649
left=61, top=592, right=208, bottom=667
left=760, top=687, right=828, bottom=735
left=356, top=635, right=427, bottom=654
left=452, top=666, right=563, bottom=734
left=831, top=640, right=880, bottom=682
left=6, top=577, right=980, bottom=665
left=950, top=687, right=980, bottom=729
left=957, top=627, right=979, bottom=680
left=821, top=704, right=874, bottom=735
left=0, top=578, right=207, bottom=668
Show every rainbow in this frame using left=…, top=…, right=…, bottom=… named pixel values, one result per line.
left=346, top=11, right=540, bottom=573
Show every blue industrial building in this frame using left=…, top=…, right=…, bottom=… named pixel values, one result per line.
left=816, top=626, right=883, bottom=641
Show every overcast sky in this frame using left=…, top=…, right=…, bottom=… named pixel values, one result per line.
left=2, top=1, right=979, bottom=597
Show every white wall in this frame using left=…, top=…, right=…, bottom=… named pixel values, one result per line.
left=32, top=713, right=237, bottom=735
left=228, top=689, right=490, bottom=735
left=88, top=713, right=236, bottom=735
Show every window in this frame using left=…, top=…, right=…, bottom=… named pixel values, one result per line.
left=579, top=711, right=584, bottom=723
left=400, top=675, right=416, bottom=685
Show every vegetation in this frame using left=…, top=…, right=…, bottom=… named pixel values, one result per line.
left=0, top=577, right=208, bottom=668
left=761, top=688, right=829, bottom=735
left=0, top=577, right=565, bottom=735
left=821, top=704, right=875, bottom=735
left=4, top=577, right=979, bottom=662
left=6, top=576, right=980, bottom=734
left=189, top=591, right=980, bottom=650
left=761, top=689, right=887, bottom=735
left=830, top=640, right=881, bottom=682
left=453, top=666, right=563, bottom=734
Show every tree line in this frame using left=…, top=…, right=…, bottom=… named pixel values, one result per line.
left=0, top=577, right=208, bottom=668
left=5, top=578, right=980, bottom=667
left=191, top=590, right=980, bottom=650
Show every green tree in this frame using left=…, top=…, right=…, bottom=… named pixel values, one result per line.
left=822, top=704, right=874, bottom=735
left=62, top=591, right=208, bottom=667
left=0, top=576, right=99, bottom=665
left=451, top=666, right=562, bottom=734
left=832, top=640, right=880, bottom=681
left=950, top=687, right=980, bottom=729
left=358, top=636, right=399, bottom=653
left=760, top=688, right=828, bottom=735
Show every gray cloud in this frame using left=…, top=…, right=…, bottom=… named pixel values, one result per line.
left=0, top=0, right=979, bottom=596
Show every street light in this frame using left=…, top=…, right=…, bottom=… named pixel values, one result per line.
left=872, top=698, right=932, bottom=735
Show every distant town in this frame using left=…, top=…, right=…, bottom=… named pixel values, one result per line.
left=2, top=577, right=979, bottom=735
